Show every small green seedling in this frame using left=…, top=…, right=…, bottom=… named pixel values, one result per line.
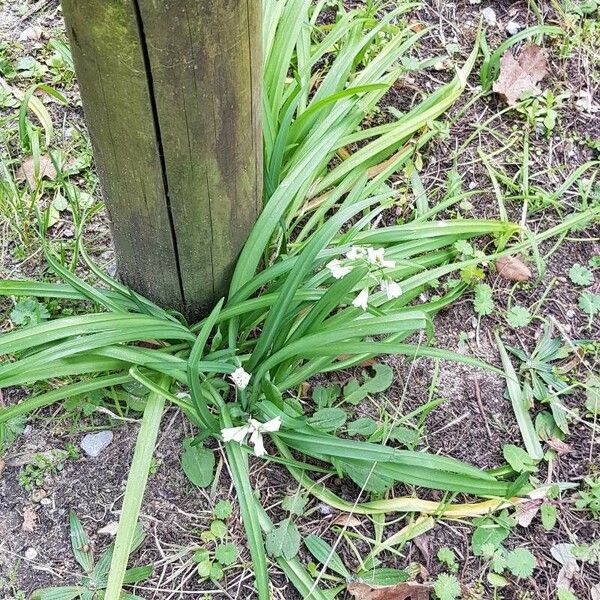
left=575, top=477, right=600, bottom=518
left=19, top=445, right=79, bottom=491
left=192, top=500, right=240, bottom=582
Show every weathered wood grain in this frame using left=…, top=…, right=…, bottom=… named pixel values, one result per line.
left=60, top=0, right=262, bottom=321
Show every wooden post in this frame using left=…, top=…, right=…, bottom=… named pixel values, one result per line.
left=60, top=0, right=262, bottom=321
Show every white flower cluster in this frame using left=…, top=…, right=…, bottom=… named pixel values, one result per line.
left=230, top=366, right=251, bottom=390
left=326, top=245, right=401, bottom=311
left=221, top=416, right=282, bottom=456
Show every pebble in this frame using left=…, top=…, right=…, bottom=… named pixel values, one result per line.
left=24, top=548, right=38, bottom=560
left=482, top=7, right=497, bottom=26
left=318, top=503, right=333, bottom=516
left=80, top=430, right=114, bottom=458
left=505, top=21, right=522, bottom=35
left=566, top=309, right=576, bottom=319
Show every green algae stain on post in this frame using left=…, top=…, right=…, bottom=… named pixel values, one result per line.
left=60, top=0, right=262, bottom=322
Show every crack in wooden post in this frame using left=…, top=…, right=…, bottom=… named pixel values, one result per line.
left=130, top=0, right=187, bottom=307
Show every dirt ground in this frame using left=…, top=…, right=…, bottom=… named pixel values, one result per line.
left=1, top=0, right=599, bottom=599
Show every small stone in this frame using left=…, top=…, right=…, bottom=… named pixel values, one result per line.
left=506, top=21, right=522, bottom=35
left=24, top=547, right=38, bottom=560
left=318, top=503, right=333, bottom=516
left=32, top=489, right=48, bottom=503
left=566, top=309, right=576, bottom=319
left=22, top=425, right=33, bottom=436
left=482, top=7, right=497, bottom=26
left=80, top=430, right=114, bottom=458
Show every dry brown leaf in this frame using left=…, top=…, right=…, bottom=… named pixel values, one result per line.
left=408, top=21, right=426, bottom=32
left=19, top=26, right=43, bottom=41
left=347, top=581, right=431, bottom=600
left=98, top=521, right=119, bottom=536
left=300, top=381, right=311, bottom=397
left=493, top=45, right=547, bottom=106
left=15, top=155, right=57, bottom=188
left=330, top=513, right=362, bottom=528
left=22, top=505, right=38, bottom=532
left=558, top=347, right=585, bottom=374
left=496, top=255, right=532, bottom=282
left=546, top=438, right=573, bottom=455
left=515, top=499, right=542, bottom=527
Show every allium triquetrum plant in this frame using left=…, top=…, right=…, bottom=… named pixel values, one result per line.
left=1, top=1, right=597, bottom=598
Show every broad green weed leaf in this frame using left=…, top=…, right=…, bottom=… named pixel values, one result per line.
left=309, top=407, right=347, bottom=432
left=347, top=417, right=378, bottom=437
left=305, top=534, right=349, bottom=579
left=181, top=439, right=215, bottom=488
left=266, top=518, right=301, bottom=560
left=505, top=548, right=536, bottom=578
left=343, top=364, right=393, bottom=405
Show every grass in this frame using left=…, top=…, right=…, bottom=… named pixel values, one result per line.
left=1, top=0, right=599, bottom=599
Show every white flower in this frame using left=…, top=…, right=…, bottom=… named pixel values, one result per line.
left=221, top=423, right=251, bottom=444
left=327, top=259, right=352, bottom=279
left=352, top=288, right=369, bottom=311
left=221, top=416, right=282, bottom=457
left=366, top=247, right=395, bottom=269
left=345, top=246, right=367, bottom=260
left=230, top=366, right=251, bottom=390
left=381, top=279, right=402, bottom=300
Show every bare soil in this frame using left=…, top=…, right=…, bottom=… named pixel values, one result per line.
left=1, top=0, right=599, bottom=599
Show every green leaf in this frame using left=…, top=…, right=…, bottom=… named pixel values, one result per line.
left=215, top=543, right=238, bottom=566
left=192, top=549, right=210, bottom=563
left=196, top=560, right=212, bottom=578
left=495, top=332, right=543, bottom=460
left=214, top=500, right=233, bottom=520
left=579, top=291, right=600, bottom=316
left=354, top=568, right=409, bottom=586
left=122, top=565, right=152, bottom=584
left=266, top=518, right=301, bottom=560
left=181, top=438, right=215, bottom=488
left=312, top=384, right=341, bottom=409
left=343, top=364, right=393, bottom=405
left=557, top=588, right=579, bottom=600
left=308, top=408, right=347, bottom=432
left=471, top=516, right=511, bottom=556
left=104, top=378, right=168, bottom=598
left=506, top=306, right=532, bottom=328
left=474, top=284, right=494, bottom=316
left=282, top=494, right=308, bottom=516
left=10, top=298, right=50, bottom=327
left=502, top=444, right=538, bottom=473
left=304, top=534, right=349, bottom=579
left=568, top=263, right=594, bottom=286
left=585, top=376, right=600, bottom=415
left=487, top=573, right=508, bottom=588
left=31, top=588, right=84, bottom=600
left=210, top=520, right=227, bottom=539
left=347, top=417, right=378, bottom=437
left=505, top=547, right=536, bottom=578
left=434, top=573, right=461, bottom=600
left=437, top=547, right=458, bottom=572
left=454, top=240, right=474, bottom=256
left=69, top=512, right=93, bottom=574
left=210, top=561, right=224, bottom=581
left=541, top=503, right=557, bottom=531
